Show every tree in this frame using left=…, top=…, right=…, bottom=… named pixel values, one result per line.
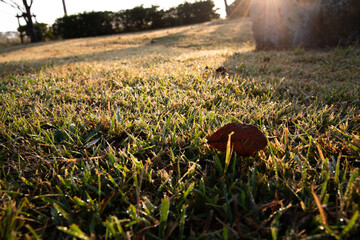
left=315, top=0, right=360, bottom=47
left=227, top=0, right=251, bottom=19
left=0, top=0, right=38, bottom=42
left=224, top=0, right=231, bottom=17
left=62, top=0, right=67, bottom=16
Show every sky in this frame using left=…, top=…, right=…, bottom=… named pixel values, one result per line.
left=0, top=0, right=232, bottom=32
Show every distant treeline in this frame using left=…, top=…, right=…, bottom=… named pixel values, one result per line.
left=52, top=1, right=219, bottom=39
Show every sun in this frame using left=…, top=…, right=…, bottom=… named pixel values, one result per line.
left=228, top=0, right=285, bottom=20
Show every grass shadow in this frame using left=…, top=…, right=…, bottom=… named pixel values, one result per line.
left=221, top=47, right=360, bottom=107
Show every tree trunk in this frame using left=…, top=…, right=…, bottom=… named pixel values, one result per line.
left=62, top=0, right=67, bottom=16
left=224, top=0, right=231, bottom=17
left=23, top=0, right=38, bottom=43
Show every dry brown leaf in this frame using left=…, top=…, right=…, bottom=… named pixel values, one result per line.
left=207, top=122, right=267, bottom=157
left=215, top=66, right=230, bottom=75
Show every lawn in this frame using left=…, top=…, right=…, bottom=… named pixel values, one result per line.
left=0, top=18, right=359, bottom=239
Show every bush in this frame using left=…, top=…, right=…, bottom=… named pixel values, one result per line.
left=114, top=5, right=164, bottom=32
left=53, top=1, right=219, bottom=39
left=17, top=23, right=55, bottom=42
left=53, top=11, right=114, bottom=39
left=176, top=1, right=219, bottom=25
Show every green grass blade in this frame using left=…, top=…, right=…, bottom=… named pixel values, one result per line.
left=159, top=196, right=170, bottom=238
left=58, top=224, right=91, bottom=240
left=340, top=210, right=359, bottom=238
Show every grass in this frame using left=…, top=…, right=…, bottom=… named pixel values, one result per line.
left=0, top=37, right=21, bottom=49
left=0, top=18, right=359, bottom=239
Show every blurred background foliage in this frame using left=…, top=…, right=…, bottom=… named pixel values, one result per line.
left=52, top=1, right=219, bottom=39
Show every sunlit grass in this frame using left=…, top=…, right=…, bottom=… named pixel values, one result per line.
left=0, top=18, right=359, bottom=239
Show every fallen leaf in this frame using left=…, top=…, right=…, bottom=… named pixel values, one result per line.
left=202, top=66, right=213, bottom=78
left=204, top=66, right=213, bottom=71
left=207, top=122, right=267, bottom=157
left=263, top=57, right=271, bottom=63
left=215, top=66, right=230, bottom=75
